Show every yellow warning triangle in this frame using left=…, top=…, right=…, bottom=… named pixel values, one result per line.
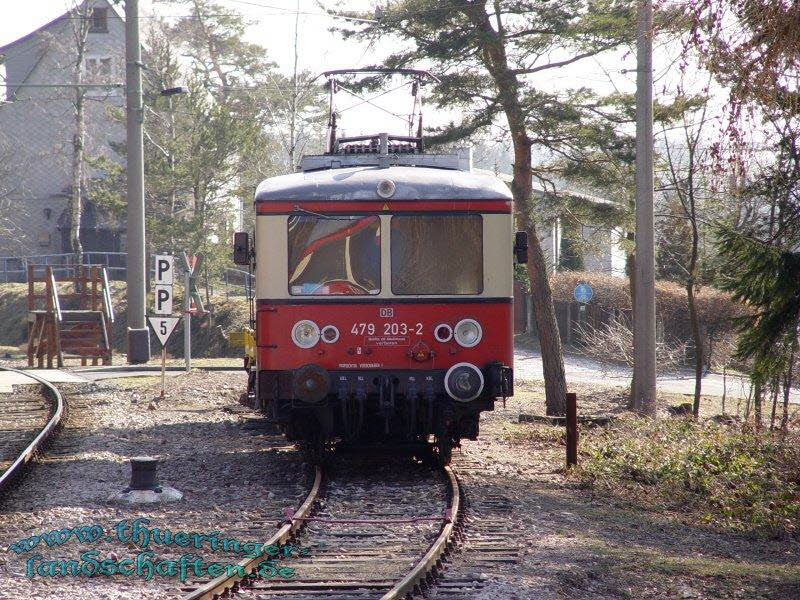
left=382, top=203, right=389, bottom=210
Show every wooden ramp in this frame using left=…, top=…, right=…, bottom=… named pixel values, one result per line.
left=27, top=265, right=115, bottom=368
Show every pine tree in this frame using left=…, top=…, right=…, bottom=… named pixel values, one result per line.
left=334, top=0, right=639, bottom=415
left=716, top=229, right=800, bottom=383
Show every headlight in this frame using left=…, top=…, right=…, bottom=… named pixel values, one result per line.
left=292, top=320, right=320, bottom=348
left=453, top=318, right=482, bottom=348
left=321, top=325, right=339, bottom=343
left=444, top=362, right=484, bottom=402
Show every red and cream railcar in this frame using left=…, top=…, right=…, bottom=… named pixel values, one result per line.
left=238, top=154, right=521, bottom=463
left=233, top=69, right=525, bottom=463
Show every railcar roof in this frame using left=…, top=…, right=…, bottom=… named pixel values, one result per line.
left=254, top=166, right=512, bottom=203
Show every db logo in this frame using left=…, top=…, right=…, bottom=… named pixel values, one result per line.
left=379, top=307, right=394, bottom=318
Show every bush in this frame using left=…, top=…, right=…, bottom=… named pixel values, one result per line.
left=549, top=271, right=748, bottom=368
left=577, top=417, right=800, bottom=537
left=576, top=316, right=688, bottom=374
left=550, top=271, right=746, bottom=336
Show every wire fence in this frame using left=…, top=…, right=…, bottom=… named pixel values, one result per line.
left=0, top=253, right=255, bottom=299
left=222, top=267, right=254, bottom=297
left=0, top=252, right=127, bottom=283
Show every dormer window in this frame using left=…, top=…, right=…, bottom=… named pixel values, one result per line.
left=89, top=8, right=108, bottom=33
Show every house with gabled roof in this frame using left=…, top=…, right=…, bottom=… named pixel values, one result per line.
left=472, top=168, right=627, bottom=277
left=0, top=0, right=125, bottom=269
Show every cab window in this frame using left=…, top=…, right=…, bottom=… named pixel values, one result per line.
left=390, top=215, right=483, bottom=295
left=287, top=215, right=381, bottom=295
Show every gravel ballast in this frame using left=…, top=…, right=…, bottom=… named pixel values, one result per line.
left=0, top=371, right=310, bottom=599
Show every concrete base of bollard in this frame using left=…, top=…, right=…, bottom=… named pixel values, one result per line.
left=108, top=485, right=183, bottom=504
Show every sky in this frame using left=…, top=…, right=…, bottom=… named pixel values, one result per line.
left=0, top=0, right=423, bottom=137
left=0, top=1, right=671, bottom=149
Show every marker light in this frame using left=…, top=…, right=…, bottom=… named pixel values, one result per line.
left=453, top=318, right=482, bottom=348
left=434, top=324, right=453, bottom=343
left=321, top=325, right=340, bottom=343
left=292, top=320, right=320, bottom=348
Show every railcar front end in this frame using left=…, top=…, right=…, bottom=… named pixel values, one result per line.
left=240, top=162, right=522, bottom=463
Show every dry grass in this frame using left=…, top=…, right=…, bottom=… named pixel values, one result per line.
left=474, top=381, right=800, bottom=599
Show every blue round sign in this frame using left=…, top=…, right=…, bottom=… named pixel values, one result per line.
left=574, top=283, right=593, bottom=304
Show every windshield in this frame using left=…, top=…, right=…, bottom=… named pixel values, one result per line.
left=288, top=215, right=381, bottom=295
left=391, top=215, right=483, bottom=295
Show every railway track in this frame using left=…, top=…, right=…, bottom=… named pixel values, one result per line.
left=0, top=366, right=66, bottom=494
left=180, top=456, right=462, bottom=600
left=429, top=455, right=521, bottom=598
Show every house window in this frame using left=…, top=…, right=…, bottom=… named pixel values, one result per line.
left=89, top=8, right=108, bottom=33
left=84, top=56, right=112, bottom=80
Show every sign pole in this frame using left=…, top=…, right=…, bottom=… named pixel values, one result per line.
left=184, top=268, right=191, bottom=373
left=160, top=347, right=166, bottom=398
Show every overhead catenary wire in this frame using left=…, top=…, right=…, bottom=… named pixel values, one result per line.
left=0, top=83, right=123, bottom=88
left=221, top=0, right=376, bottom=23
left=335, top=82, right=410, bottom=123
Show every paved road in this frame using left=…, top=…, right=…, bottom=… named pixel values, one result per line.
left=514, top=346, right=800, bottom=404
left=2, top=353, right=797, bottom=404
left=0, top=368, right=87, bottom=393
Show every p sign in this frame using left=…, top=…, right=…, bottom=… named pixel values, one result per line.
left=155, top=255, right=174, bottom=285
left=154, top=284, right=173, bottom=315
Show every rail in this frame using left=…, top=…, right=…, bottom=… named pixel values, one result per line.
left=0, top=367, right=65, bottom=491
left=183, top=465, right=323, bottom=600
left=380, top=466, right=461, bottom=600
left=182, top=463, right=462, bottom=600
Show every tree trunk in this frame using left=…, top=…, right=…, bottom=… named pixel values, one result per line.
left=69, top=4, right=91, bottom=274
left=687, top=281, right=703, bottom=418
left=71, top=88, right=85, bottom=269
left=511, top=136, right=566, bottom=416
left=781, top=341, right=796, bottom=432
left=753, top=378, right=763, bottom=429
left=722, top=366, right=727, bottom=414
left=459, top=2, right=567, bottom=415
left=522, top=215, right=567, bottom=415
left=769, top=377, right=779, bottom=430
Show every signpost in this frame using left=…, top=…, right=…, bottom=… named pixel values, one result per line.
left=148, top=254, right=180, bottom=398
left=182, top=252, right=206, bottom=373
left=148, top=316, right=180, bottom=397
left=146, top=252, right=206, bottom=393
left=572, top=283, right=593, bottom=345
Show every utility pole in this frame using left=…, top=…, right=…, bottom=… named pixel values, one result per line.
left=633, top=0, right=657, bottom=416
left=125, top=0, right=150, bottom=363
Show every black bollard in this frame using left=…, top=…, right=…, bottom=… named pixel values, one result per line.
left=125, top=456, right=162, bottom=493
